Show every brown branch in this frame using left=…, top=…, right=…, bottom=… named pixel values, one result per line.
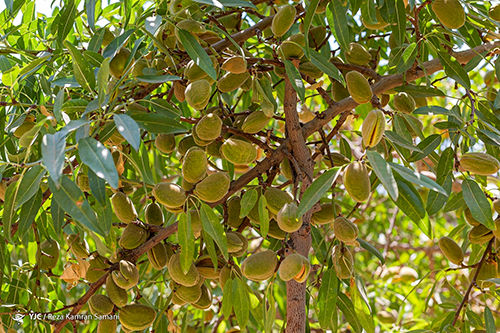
left=451, top=239, right=493, bottom=327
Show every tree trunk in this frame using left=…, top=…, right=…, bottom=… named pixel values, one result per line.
left=283, top=76, right=314, bottom=333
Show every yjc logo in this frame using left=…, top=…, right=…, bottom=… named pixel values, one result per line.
left=12, top=313, right=25, bottom=324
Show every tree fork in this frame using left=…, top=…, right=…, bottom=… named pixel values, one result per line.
left=283, top=76, right=314, bottom=333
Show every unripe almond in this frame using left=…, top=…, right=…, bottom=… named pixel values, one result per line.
left=438, top=236, right=464, bottom=265
left=278, top=253, right=309, bottom=282
left=111, top=192, right=137, bottom=223
left=36, top=239, right=60, bottom=271
left=119, top=304, right=156, bottom=331
left=277, top=202, right=302, bottom=233
left=332, top=245, right=354, bottom=279
left=119, top=223, right=149, bottom=250
left=468, top=224, right=494, bottom=245
left=194, top=172, right=230, bottom=203
left=241, top=250, right=277, bottom=282
left=195, top=113, right=222, bottom=141
left=264, top=187, right=293, bottom=215
left=431, top=0, right=465, bottom=29
left=311, top=203, right=337, bottom=225
left=362, top=109, right=385, bottom=148
left=89, top=294, right=114, bottom=315
left=220, top=138, right=257, bottom=165
left=145, top=202, right=164, bottom=226
left=460, top=152, right=500, bottom=176
left=393, top=92, right=416, bottom=114
left=185, top=79, right=212, bottom=110
left=343, top=162, right=371, bottom=202
left=147, top=242, right=169, bottom=270
left=105, top=275, right=128, bottom=307
left=221, top=56, right=247, bottom=74
left=241, top=111, right=271, bottom=134
left=271, top=5, right=296, bottom=37
left=333, top=217, right=359, bottom=246
left=345, top=42, right=371, bottom=66
left=173, top=81, right=186, bottom=102
left=167, top=253, right=201, bottom=287
left=153, top=182, right=187, bottom=209
left=346, top=71, right=372, bottom=104
left=217, top=72, right=250, bottom=93
left=182, top=147, right=208, bottom=184
left=111, top=260, right=139, bottom=290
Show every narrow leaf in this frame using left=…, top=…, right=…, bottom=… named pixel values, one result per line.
left=366, top=151, right=398, bottom=201
left=297, top=168, right=339, bottom=217
left=462, top=179, right=493, bottom=229
left=200, top=204, right=228, bottom=260
left=177, top=29, right=217, bottom=80
left=78, top=137, right=119, bottom=188
left=114, top=114, right=140, bottom=151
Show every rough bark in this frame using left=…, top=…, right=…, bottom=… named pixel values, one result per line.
left=283, top=77, right=314, bottom=333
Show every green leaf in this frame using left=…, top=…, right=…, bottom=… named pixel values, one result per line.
left=283, top=59, right=305, bottom=102
left=297, top=168, right=339, bottom=217
left=327, top=1, right=350, bottom=51
left=408, top=134, right=442, bottom=162
left=258, top=195, right=269, bottom=238
left=114, top=114, right=140, bottom=151
left=64, top=41, right=96, bottom=91
left=394, top=178, right=428, bottom=236
left=351, top=277, right=375, bottom=333
left=17, top=190, right=42, bottom=240
left=366, top=151, right=398, bottom=201
left=437, top=51, right=470, bottom=89
left=192, top=0, right=256, bottom=8
left=461, top=179, right=493, bottom=229
left=57, top=0, right=76, bottom=45
left=357, top=238, right=384, bottom=264
left=392, top=0, right=406, bottom=47
left=484, top=307, right=496, bottom=333
left=240, top=188, right=258, bottom=218
left=129, top=144, right=154, bottom=185
left=308, top=49, right=344, bottom=84
left=136, top=74, right=181, bottom=83
left=178, top=212, right=195, bottom=275
left=222, top=277, right=233, bottom=318
left=85, top=0, right=96, bottom=31
left=303, top=0, right=320, bottom=57
left=318, top=269, right=338, bottom=329
left=200, top=204, right=228, bottom=260
left=14, top=165, right=46, bottom=209
left=384, top=131, right=423, bottom=152
left=264, top=284, right=276, bottom=333
left=42, top=132, right=66, bottom=185
left=177, top=29, right=217, bottom=80
left=426, top=176, right=452, bottom=216
left=436, top=147, right=455, bottom=181
left=413, top=105, right=461, bottom=121
left=129, top=112, right=187, bottom=134
left=97, top=58, right=109, bottom=104
left=390, top=163, right=447, bottom=195
left=78, top=137, right=119, bottom=189
left=395, top=84, right=445, bottom=97
left=337, top=293, right=362, bottom=333
left=233, top=278, right=250, bottom=328
left=102, top=29, right=135, bottom=58
left=88, top=169, right=107, bottom=206
left=48, top=176, right=104, bottom=236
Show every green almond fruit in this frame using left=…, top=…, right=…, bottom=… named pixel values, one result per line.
left=362, top=109, right=385, bottom=148
left=393, top=92, right=416, bottom=114
left=97, top=318, right=117, bottom=333
left=175, top=283, right=203, bottom=303
left=241, top=111, right=271, bottom=134
left=220, top=138, right=257, bottom=165
left=86, top=255, right=109, bottom=283
left=468, top=225, right=494, bottom=245
left=490, top=4, right=500, bottom=21
left=438, top=236, right=464, bottom=265
left=176, top=19, right=206, bottom=34
left=194, top=172, right=230, bottom=203
left=333, top=217, right=359, bottom=246
left=217, top=72, right=251, bottom=93
left=346, top=71, right=372, bottom=104
left=431, top=0, right=465, bottom=29
left=111, top=192, right=137, bottom=224
left=279, top=253, right=308, bottom=282
left=155, top=134, right=176, bottom=154
left=145, top=202, right=164, bottom=226
left=167, top=253, right=201, bottom=287
left=475, top=261, right=498, bottom=288
left=311, top=203, right=337, bottom=225
left=105, top=275, right=128, bottom=308
left=195, top=113, right=222, bottom=141
left=119, top=304, right=156, bottom=331
left=464, top=207, right=481, bottom=226
left=110, top=49, right=131, bottom=78
left=196, top=255, right=221, bottom=279
left=192, top=285, right=212, bottom=309
left=111, top=260, right=139, bottom=290
left=222, top=56, right=247, bottom=74
left=147, top=242, right=169, bottom=270
left=119, top=224, right=149, bottom=250
left=343, top=162, right=371, bottom=202
left=332, top=245, right=354, bottom=280
left=184, top=60, right=208, bottom=82
left=278, top=34, right=305, bottom=60
left=153, top=182, right=187, bottom=209
left=277, top=202, right=302, bottom=233
left=36, top=239, right=60, bottom=271
left=185, top=79, right=212, bottom=110
left=241, top=250, right=277, bottom=282
left=65, top=234, right=89, bottom=259
left=182, top=147, right=208, bottom=184
left=345, top=42, right=371, bottom=66
left=271, top=5, right=296, bottom=37
left=268, top=219, right=287, bottom=240
left=264, top=187, right=293, bottom=215
left=226, top=196, right=244, bottom=228
left=460, top=152, right=500, bottom=176
left=89, top=294, right=114, bottom=316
